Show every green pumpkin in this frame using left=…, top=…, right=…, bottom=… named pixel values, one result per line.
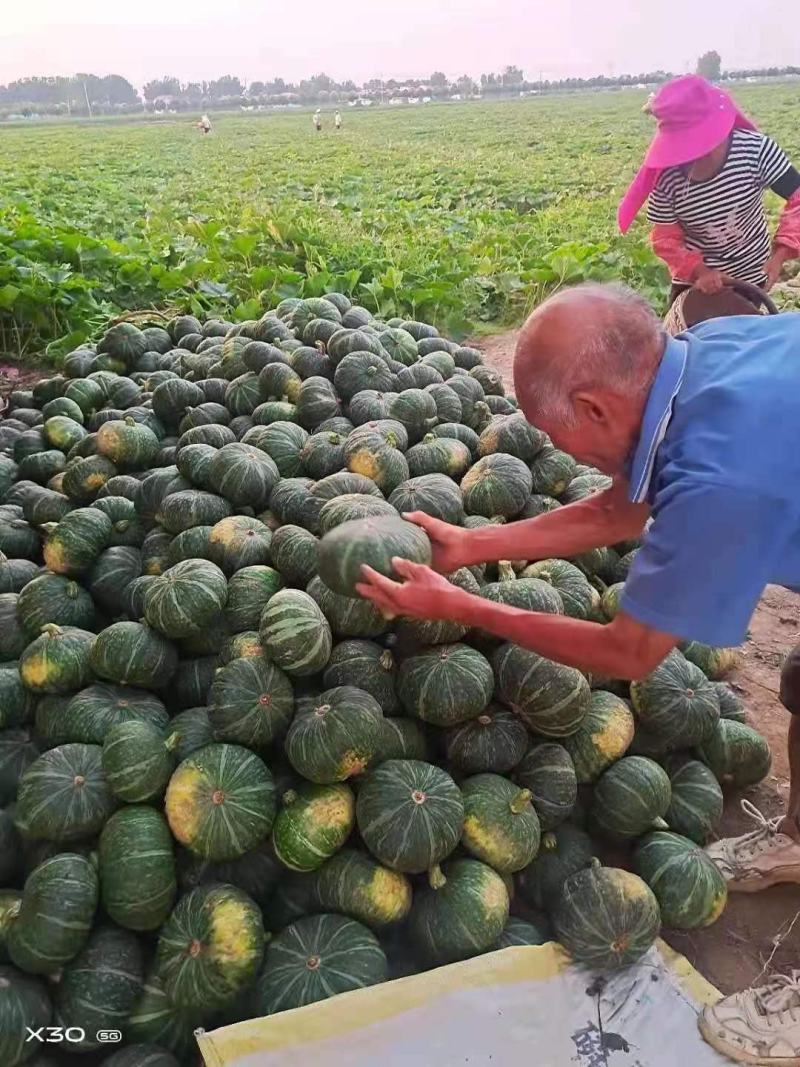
left=206, top=443, right=280, bottom=511
left=697, top=719, right=772, bottom=788
left=344, top=419, right=409, bottom=456
left=492, top=643, right=590, bottom=737
left=169, top=707, right=214, bottom=762
left=208, top=656, right=294, bottom=748
left=461, top=452, right=533, bottom=518
left=43, top=506, right=112, bottom=575
left=259, top=588, right=332, bottom=676
left=630, top=650, right=720, bottom=753
left=433, top=422, right=480, bottom=456
left=397, top=643, right=494, bottom=726
left=477, top=414, right=544, bottom=462
left=318, top=493, right=397, bottom=534
left=15, top=742, right=117, bottom=842
left=253, top=913, right=386, bottom=1014
left=143, top=559, right=227, bottom=639
left=88, top=545, right=142, bottom=611
left=323, top=640, right=398, bottom=713
left=406, top=434, right=472, bottom=479
left=356, top=759, right=463, bottom=873
left=93, top=495, right=146, bottom=547
left=19, top=624, right=94, bottom=695
left=62, top=454, right=117, bottom=503
left=376, top=716, right=430, bottom=762
left=378, top=327, right=418, bottom=364
left=634, top=831, right=727, bottom=929
left=461, top=774, right=541, bottom=873
left=562, top=690, right=635, bottom=784
left=590, top=756, right=671, bottom=841
left=61, top=683, right=169, bottom=746
left=528, top=447, right=577, bottom=496
left=513, top=743, right=577, bottom=830
left=223, top=565, right=282, bottom=631
left=269, top=477, right=319, bottom=530
left=102, top=720, right=176, bottom=802
left=312, top=470, right=383, bottom=505
left=156, top=489, right=232, bottom=534
left=257, top=363, right=303, bottom=403
left=300, top=431, right=346, bottom=480
left=141, top=529, right=175, bottom=576
left=264, top=522, right=317, bottom=584
left=90, top=621, right=178, bottom=688
left=17, top=449, right=68, bottom=485
left=296, top=376, right=342, bottom=430
left=272, top=782, right=355, bottom=871
left=166, top=526, right=213, bottom=566
left=0, top=556, right=38, bottom=594
left=125, top=970, right=200, bottom=1056
left=8, top=853, right=98, bottom=974
left=0, top=669, right=35, bottom=731
left=99, top=806, right=177, bottom=931
left=516, top=824, right=595, bottom=911
left=0, top=729, right=38, bottom=805
left=22, top=485, right=73, bottom=526
left=386, top=389, right=438, bottom=442
left=554, top=862, right=661, bottom=969
left=444, top=705, right=528, bottom=774
left=220, top=631, right=263, bottom=664
left=96, top=418, right=160, bottom=471
left=156, top=884, right=265, bottom=1011
left=285, top=686, right=382, bottom=783
left=151, top=379, right=205, bottom=425
left=664, top=758, right=724, bottom=844
left=175, top=442, right=217, bottom=487
left=317, top=515, right=431, bottom=598
left=207, top=515, right=272, bottom=574
left=53, top=926, right=144, bottom=1050
left=0, top=965, right=52, bottom=1065
left=410, top=859, right=509, bottom=966
left=43, top=416, right=87, bottom=453
left=713, top=682, right=746, bottom=722
left=176, top=423, right=235, bottom=451
left=165, top=743, right=276, bottom=861
left=345, top=444, right=408, bottom=494
left=493, top=916, right=549, bottom=949
left=482, top=576, right=565, bottom=616
left=313, top=848, right=412, bottom=927
left=521, top=559, right=599, bottom=620
left=388, top=473, right=465, bottom=524
left=333, top=351, right=394, bottom=400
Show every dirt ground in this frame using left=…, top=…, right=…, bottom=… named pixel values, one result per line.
left=476, top=329, right=800, bottom=995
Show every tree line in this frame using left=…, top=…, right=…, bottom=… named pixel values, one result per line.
left=2, top=63, right=799, bottom=118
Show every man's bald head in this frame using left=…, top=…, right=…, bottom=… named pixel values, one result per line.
left=513, top=283, right=663, bottom=428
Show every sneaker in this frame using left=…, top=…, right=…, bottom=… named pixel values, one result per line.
left=705, top=800, right=800, bottom=892
left=699, top=972, right=800, bottom=1065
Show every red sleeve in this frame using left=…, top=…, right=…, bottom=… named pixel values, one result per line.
left=650, top=223, right=705, bottom=282
left=775, top=189, right=800, bottom=256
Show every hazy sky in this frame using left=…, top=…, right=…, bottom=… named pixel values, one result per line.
left=2, top=0, right=798, bottom=87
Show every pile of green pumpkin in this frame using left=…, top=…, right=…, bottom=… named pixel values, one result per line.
left=0, top=294, right=772, bottom=1067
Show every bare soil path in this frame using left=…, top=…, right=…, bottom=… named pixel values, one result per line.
left=474, top=329, right=800, bottom=995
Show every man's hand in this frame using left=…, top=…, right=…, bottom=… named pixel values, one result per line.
left=764, top=248, right=791, bottom=290
left=692, top=267, right=725, bottom=294
left=356, top=558, right=460, bottom=620
left=402, top=512, right=472, bottom=573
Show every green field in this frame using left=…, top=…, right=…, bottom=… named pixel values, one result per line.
left=1, top=83, right=798, bottom=359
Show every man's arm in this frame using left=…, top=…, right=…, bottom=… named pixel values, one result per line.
left=409, top=481, right=649, bottom=572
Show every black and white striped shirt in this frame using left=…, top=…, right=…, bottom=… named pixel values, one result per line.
left=647, top=129, right=792, bottom=285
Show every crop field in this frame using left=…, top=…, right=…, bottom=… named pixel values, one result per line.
left=0, top=82, right=798, bottom=359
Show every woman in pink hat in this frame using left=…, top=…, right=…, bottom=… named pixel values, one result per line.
left=619, top=75, right=800, bottom=299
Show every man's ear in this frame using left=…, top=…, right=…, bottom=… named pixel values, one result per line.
left=573, top=391, right=611, bottom=425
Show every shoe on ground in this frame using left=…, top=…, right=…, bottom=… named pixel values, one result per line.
left=699, top=971, right=800, bottom=1065
left=704, top=800, right=800, bottom=893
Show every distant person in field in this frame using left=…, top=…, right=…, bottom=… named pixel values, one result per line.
left=334, top=110, right=342, bottom=130
left=313, top=109, right=322, bottom=132
left=198, top=114, right=212, bottom=135
left=619, top=75, right=800, bottom=302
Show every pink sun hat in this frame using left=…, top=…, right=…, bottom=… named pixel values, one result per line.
left=617, top=75, right=756, bottom=233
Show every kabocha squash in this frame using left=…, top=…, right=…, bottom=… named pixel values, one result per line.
left=165, top=743, right=276, bottom=861
left=444, top=706, right=528, bottom=774
left=166, top=527, right=213, bottom=566
left=664, top=758, right=723, bottom=844
left=223, top=565, right=282, bottom=630
left=634, top=831, right=727, bottom=929
left=156, top=489, right=232, bottom=535
left=99, top=806, right=177, bottom=931
left=317, top=515, right=431, bottom=597
left=269, top=524, right=319, bottom=586
left=482, top=575, right=564, bottom=616
left=307, top=575, right=390, bottom=639
left=494, top=916, right=549, bottom=949
left=493, top=643, right=590, bottom=737
left=516, top=824, right=596, bottom=911
left=396, top=566, right=481, bottom=645
left=409, top=859, right=509, bottom=966
left=590, top=756, right=671, bottom=840
left=169, top=707, right=214, bottom=762
left=514, top=743, right=577, bottom=830
left=206, top=516, right=273, bottom=573
left=397, top=643, right=494, bottom=726
left=143, top=559, right=227, bottom=639
left=554, top=862, right=660, bottom=969
left=301, top=431, right=346, bottom=480
left=346, top=444, right=408, bottom=494
left=125, top=971, right=200, bottom=1057
left=63, top=683, right=169, bottom=746
left=630, top=650, right=720, bottom=753
left=377, top=716, right=430, bottom=761
left=0, top=965, right=52, bottom=1066
left=477, top=414, right=545, bottom=462
left=272, top=783, right=355, bottom=871
left=528, top=447, right=577, bottom=496
left=318, top=493, right=396, bottom=533
left=562, top=690, right=635, bottom=784
left=54, top=925, right=144, bottom=1050
left=284, top=686, right=382, bottom=783
left=714, top=682, right=747, bottom=723
left=90, top=622, right=178, bottom=688
left=253, top=914, right=387, bottom=1015
left=206, top=443, right=280, bottom=510
left=8, top=853, right=98, bottom=974
left=461, top=453, right=533, bottom=518
left=0, top=670, right=34, bottom=731
left=681, top=641, right=739, bottom=680
left=259, top=588, right=332, bottom=676
left=323, top=639, right=398, bottom=713
left=521, top=559, right=599, bottom=620
left=43, top=506, right=112, bottom=575
left=356, top=759, right=463, bottom=873
left=18, top=624, right=94, bottom=694
left=96, top=418, right=159, bottom=470
left=208, top=657, right=294, bottom=748
left=156, top=884, right=265, bottom=1011
left=461, top=774, right=541, bottom=872
left=697, top=719, right=772, bottom=788
left=389, top=473, right=465, bottom=524
left=102, top=720, right=176, bottom=802
left=313, top=848, right=412, bottom=927
left=15, top=742, right=117, bottom=842
left=406, top=434, right=472, bottom=478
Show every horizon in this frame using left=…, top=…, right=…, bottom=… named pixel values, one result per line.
left=1, top=0, right=797, bottom=89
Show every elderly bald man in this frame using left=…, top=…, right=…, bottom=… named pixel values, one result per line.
left=357, top=282, right=800, bottom=1064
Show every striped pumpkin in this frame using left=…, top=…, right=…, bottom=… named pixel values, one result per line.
left=307, top=575, right=389, bottom=639
left=102, top=720, right=176, bottom=802
left=272, top=782, right=355, bottom=871
left=60, top=683, right=169, bottom=746
left=513, top=743, right=577, bottom=830
left=397, top=643, right=494, bottom=726
left=460, top=453, right=533, bottom=518
left=125, top=970, right=200, bottom=1056
left=143, top=559, right=228, bottom=639
left=492, top=643, right=590, bottom=738
left=18, top=625, right=95, bottom=695
left=15, top=743, right=117, bottom=842
left=88, top=546, right=143, bottom=610
left=356, top=759, right=463, bottom=873
left=388, top=473, right=465, bottom=524
left=376, top=717, right=431, bottom=762
left=396, top=566, right=481, bottom=645
left=165, top=743, right=276, bottom=861
left=99, top=806, right=177, bottom=931
left=223, top=565, right=282, bottom=631
left=697, top=719, right=772, bottom=788
left=89, top=622, right=178, bottom=688
left=17, top=572, right=95, bottom=633
left=312, top=849, right=412, bottom=928
left=444, top=706, right=529, bottom=774
left=317, top=515, right=431, bottom=598
left=285, top=686, right=383, bottom=783
left=664, top=758, right=723, bottom=845
left=207, top=516, right=273, bottom=574
left=634, top=831, right=727, bottom=929
left=494, top=915, right=549, bottom=949
left=156, top=884, right=265, bottom=1011
left=323, top=640, right=398, bottom=714
left=590, top=756, right=671, bottom=841
left=630, top=650, right=720, bottom=753
left=562, top=690, right=635, bottom=784
left=208, top=656, right=294, bottom=748
left=270, top=525, right=319, bottom=586
left=0, top=965, right=52, bottom=1066
left=259, top=588, right=332, bottom=676
left=461, top=774, right=541, bottom=873
left=516, top=824, right=597, bottom=911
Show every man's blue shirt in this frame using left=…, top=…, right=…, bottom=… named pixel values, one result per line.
left=622, top=313, right=800, bottom=646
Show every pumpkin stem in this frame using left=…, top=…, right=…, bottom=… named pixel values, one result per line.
left=306, top=954, right=321, bottom=970
left=650, top=817, right=669, bottom=831
left=496, top=561, right=516, bottom=583
left=509, top=788, right=532, bottom=814
left=477, top=714, right=492, bottom=726
left=542, top=832, right=558, bottom=851
left=282, top=789, right=298, bottom=806
left=164, top=731, right=180, bottom=753
left=40, top=623, right=62, bottom=637
left=73, top=775, right=86, bottom=788
left=211, top=789, right=225, bottom=805
left=428, top=864, right=447, bottom=890
left=188, top=939, right=204, bottom=958
left=379, top=650, right=395, bottom=671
